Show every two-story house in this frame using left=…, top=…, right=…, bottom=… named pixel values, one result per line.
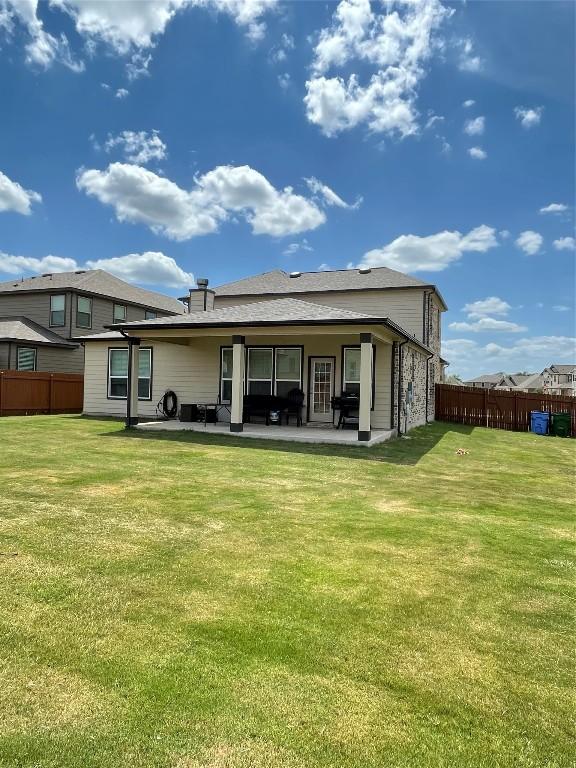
left=542, top=364, right=576, bottom=396
left=0, top=270, right=184, bottom=374
left=81, top=265, right=446, bottom=442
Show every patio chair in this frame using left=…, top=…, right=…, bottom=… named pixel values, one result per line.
left=284, top=388, right=305, bottom=427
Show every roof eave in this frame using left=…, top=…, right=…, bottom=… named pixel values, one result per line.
left=106, top=316, right=434, bottom=355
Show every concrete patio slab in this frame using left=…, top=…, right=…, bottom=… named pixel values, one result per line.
left=136, top=420, right=396, bottom=447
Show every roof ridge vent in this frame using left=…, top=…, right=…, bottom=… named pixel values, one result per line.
left=289, top=271, right=302, bottom=278
left=75, top=270, right=86, bottom=274
left=41, top=273, right=53, bottom=278
left=358, top=267, right=371, bottom=274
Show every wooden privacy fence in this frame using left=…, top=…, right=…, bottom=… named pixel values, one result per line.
left=0, top=371, right=84, bottom=416
left=435, top=383, right=576, bottom=435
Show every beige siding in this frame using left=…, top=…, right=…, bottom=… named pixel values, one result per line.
left=70, top=294, right=173, bottom=338
left=215, top=289, right=426, bottom=340
left=83, top=334, right=394, bottom=429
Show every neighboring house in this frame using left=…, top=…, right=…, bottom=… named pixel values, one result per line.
left=81, top=265, right=447, bottom=440
left=0, top=270, right=184, bottom=373
left=508, top=372, right=545, bottom=393
left=463, top=372, right=533, bottom=390
left=463, top=373, right=507, bottom=389
left=542, top=364, right=576, bottom=396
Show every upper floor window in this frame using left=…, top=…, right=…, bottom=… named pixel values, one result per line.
left=76, top=296, right=92, bottom=328
left=50, top=294, right=65, bottom=327
left=145, top=310, right=157, bottom=320
left=17, top=346, right=36, bottom=371
left=113, top=304, right=127, bottom=322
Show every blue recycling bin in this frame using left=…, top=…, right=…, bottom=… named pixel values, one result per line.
left=530, top=410, right=550, bottom=435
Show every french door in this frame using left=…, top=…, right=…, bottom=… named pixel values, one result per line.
left=309, top=357, right=334, bottom=423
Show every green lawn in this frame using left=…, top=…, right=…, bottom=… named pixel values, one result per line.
left=0, top=416, right=573, bottom=768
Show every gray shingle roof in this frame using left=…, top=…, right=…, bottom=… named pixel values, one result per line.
left=113, top=297, right=386, bottom=327
left=0, top=317, right=78, bottom=347
left=549, top=364, right=576, bottom=374
left=464, top=373, right=506, bottom=384
left=107, top=297, right=434, bottom=353
left=511, top=372, right=544, bottom=390
left=214, top=267, right=433, bottom=296
left=0, top=270, right=185, bottom=314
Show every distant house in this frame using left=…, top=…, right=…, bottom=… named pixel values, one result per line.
left=508, top=372, right=545, bottom=393
left=463, top=372, right=536, bottom=390
left=542, top=364, right=576, bottom=396
left=463, top=373, right=507, bottom=389
left=0, top=270, right=184, bottom=374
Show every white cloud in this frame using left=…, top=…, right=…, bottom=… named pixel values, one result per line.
left=552, top=305, right=571, bottom=312
left=0, top=248, right=194, bottom=288
left=86, top=251, right=193, bottom=288
left=317, top=263, right=331, bottom=271
left=0, top=252, right=77, bottom=274
left=304, top=0, right=451, bottom=138
left=0, top=170, right=42, bottom=215
left=464, top=116, right=484, bottom=136
left=270, top=32, right=294, bottom=63
left=462, top=296, right=511, bottom=319
left=514, top=106, right=543, bottom=129
left=499, top=229, right=510, bottom=239
left=360, top=224, right=498, bottom=273
left=449, top=318, right=526, bottom=333
left=115, top=88, right=130, bottom=99
left=2, top=0, right=277, bottom=75
left=539, top=202, right=568, bottom=214
left=442, top=336, right=576, bottom=379
left=515, top=230, right=543, bottom=255
left=77, top=162, right=326, bottom=240
left=103, top=130, right=167, bottom=165
left=304, top=176, right=361, bottom=209
left=553, top=236, right=575, bottom=251
left=457, top=38, right=482, bottom=72
left=468, top=146, right=487, bottom=160
left=278, top=72, right=291, bottom=89
left=282, top=239, right=314, bottom=256
left=462, top=99, right=475, bottom=108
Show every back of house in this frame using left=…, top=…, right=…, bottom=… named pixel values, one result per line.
left=81, top=264, right=447, bottom=439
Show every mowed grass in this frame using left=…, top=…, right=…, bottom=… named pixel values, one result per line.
left=0, top=416, right=573, bottom=768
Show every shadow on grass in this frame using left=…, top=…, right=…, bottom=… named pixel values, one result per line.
left=97, top=419, right=474, bottom=466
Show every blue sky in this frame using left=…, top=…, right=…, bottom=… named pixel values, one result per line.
left=0, top=0, right=574, bottom=377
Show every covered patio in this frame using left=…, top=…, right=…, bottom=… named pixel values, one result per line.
left=91, top=297, right=433, bottom=444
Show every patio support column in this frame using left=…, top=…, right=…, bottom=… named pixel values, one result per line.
left=125, top=337, right=140, bottom=428
left=358, top=333, right=372, bottom=441
left=230, top=335, right=245, bottom=432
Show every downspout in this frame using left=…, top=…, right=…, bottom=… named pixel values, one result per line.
left=397, top=341, right=408, bottom=435
left=389, top=341, right=396, bottom=430
left=424, top=353, right=434, bottom=423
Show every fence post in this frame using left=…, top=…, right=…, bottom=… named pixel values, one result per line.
left=0, top=371, right=3, bottom=417
left=49, top=374, right=54, bottom=414
left=484, top=389, right=488, bottom=428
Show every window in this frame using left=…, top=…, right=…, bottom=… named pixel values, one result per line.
left=342, top=346, right=375, bottom=406
left=275, top=348, right=302, bottom=397
left=220, top=347, right=233, bottom=403
left=17, top=347, right=36, bottom=371
left=138, top=348, right=152, bottom=399
left=342, top=347, right=361, bottom=397
left=108, top=347, right=152, bottom=400
left=50, top=294, right=65, bottom=326
left=220, top=346, right=302, bottom=401
left=247, top=348, right=273, bottom=395
left=76, top=296, right=92, bottom=328
left=145, top=310, right=157, bottom=320
left=113, top=304, right=127, bottom=322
